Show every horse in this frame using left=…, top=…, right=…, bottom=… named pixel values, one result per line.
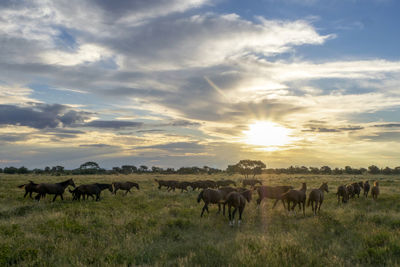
left=197, top=187, right=236, bottom=217
left=256, top=185, right=293, bottom=209
left=113, top=182, right=140, bottom=195
left=346, top=184, right=355, bottom=198
left=225, top=190, right=253, bottom=226
left=371, top=181, right=380, bottom=200
left=216, top=180, right=236, bottom=187
left=351, top=182, right=361, bottom=198
left=363, top=181, right=370, bottom=198
left=35, top=179, right=75, bottom=202
left=280, top=183, right=307, bottom=216
left=175, top=181, right=192, bottom=192
left=336, top=185, right=349, bottom=203
left=18, top=180, right=39, bottom=199
left=242, top=179, right=262, bottom=187
left=307, top=182, right=329, bottom=215
left=70, top=183, right=113, bottom=201
left=155, top=179, right=169, bottom=190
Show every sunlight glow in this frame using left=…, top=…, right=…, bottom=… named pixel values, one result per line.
left=243, top=121, right=293, bottom=150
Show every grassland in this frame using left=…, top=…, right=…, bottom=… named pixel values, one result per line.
left=1, top=173, right=400, bottom=266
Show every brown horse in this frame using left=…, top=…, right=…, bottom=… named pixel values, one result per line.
left=363, top=181, right=370, bottom=198
left=18, top=180, right=39, bottom=199
left=197, top=187, right=236, bottom=217
left=70, top=183, right=113, bottom=201
left=307, top=182, right=329, bottom=215
left=243, top=179, right=262, bottom=187
left=351, top=182, right=361, bottom=198
left=35, top=179, right=76, bottom=201
left=336, top=185, right=349, bottom=203
left=225, top=190, right=252, bottom=226
left=113, top=182, right=139, bottom=195
left=216, top=180, right=236, bottom=187
left=256, top=185, right=293, bottom=208
left=346, top=184, right=355, bottom=198
left=175, top=181, right=192, bottom=192
left=371, top=181, right=380, bottom=200
left=280, top=183, right=307, bottom=216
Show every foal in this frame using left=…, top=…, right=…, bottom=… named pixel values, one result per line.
left=18, top=181, right=39, bottom=199
left=225, top=190, right=252, bottom=226
left=371, top=181, right=380, bottom=200
left=307, top=182, right=329, bottom=215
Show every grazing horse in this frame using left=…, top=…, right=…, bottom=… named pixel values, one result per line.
left=280, top=183, right=307, bottom=216
left=363, top=181, right=370, bottom=198
left=256, top=185, right=293, bottom=208
left=18, top=180, right=39, bottom=199
left=35, top=179, right=75, bottom=202
left=197, top=187, right=236, bottom=217
left=70, top=183, right=113, bottom=201
left=216, top=180, right=236, bottom=187
left=346, top=184, right=355, bottom=198
left=225, top=190, right=252, bottom=226
left=307, top=182, right=329, bottom=215
left=371, top=181, right=380, bottom=200
left=175, top=181, right=192, bottom=192
left=243, top=179, right=262, bottom=187
left=113, top=182, right=139, bottom=195
left=336, top=185, right=349, bottom=203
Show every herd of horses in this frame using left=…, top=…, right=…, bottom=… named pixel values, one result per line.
left=17, top=177, right=381, bottom=226
left=17, top=179, right=140, bottom=201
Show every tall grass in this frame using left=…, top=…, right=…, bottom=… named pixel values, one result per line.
left=0, top=173, right=399, bottom=266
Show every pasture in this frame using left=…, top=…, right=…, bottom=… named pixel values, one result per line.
left=1, top=173, right=400, bottom=266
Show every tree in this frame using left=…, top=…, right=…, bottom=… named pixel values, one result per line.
left=121, top=165, right=137, bottom=174
left=4, top=166, right=18, bottom=174
left=80, top=161, right=100, bottom=170
left=234, top=160, right=266, bottom=179
left=17, top=166, right=29, bottom=174
left=320, top=166, right=332, bottom=174
left=368, top=165, right=380, bottom=174
left=139, top=165, right=148, bottom=172
left=344, top=166, right=353, bottom=174
left=382, top=166, right=393, bottom=175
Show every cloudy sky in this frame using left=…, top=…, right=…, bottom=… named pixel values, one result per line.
left=1, top=0, right=400, bottom=169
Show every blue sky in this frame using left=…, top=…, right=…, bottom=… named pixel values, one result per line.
left=1, top=0, right=400, bottom=169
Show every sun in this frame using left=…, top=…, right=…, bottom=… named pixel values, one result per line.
left=243, top=121, right=292, bottom=150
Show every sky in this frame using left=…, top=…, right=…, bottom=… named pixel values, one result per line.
left=1, top=0, right=400, bottom=169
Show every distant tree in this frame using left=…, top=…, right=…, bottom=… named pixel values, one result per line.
left=0, top=168, right=3, bottom=173
left=320, top=166, right=332, bottom=174
left=80, top=161, right=100, bottom=170
left=16, top=166, right=29, bottom=174
left=344, top=166, right=353, bottom=174
left=4, top=166, right=18, bottom=174
left=121, top=165, right=137, bottom=174
left=382, top=166, right=393, bottom=175
left=32, top=168, right=44, bottom=174
left=393, top=167, right=400, bottom=175
left=332, top=168, right=343, bottom=175
left=309, top=167, right=320, bottom=174
left=151, top=166, right=162, bottom=173
left=44, top=166, right=51, bottom=173
left=139, top=165, right=148, bottom=172
left=112, top=167, right=122, bottom=174
left=359, top=168, right=367, bottom=174
left=234, top=160, right=266, bottom=179
left=368, top=165, right=380, bottom=174
left=226, top=164, right=239, bottom=175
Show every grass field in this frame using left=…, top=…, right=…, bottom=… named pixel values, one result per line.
left=1, top=173, right=400, bottom=266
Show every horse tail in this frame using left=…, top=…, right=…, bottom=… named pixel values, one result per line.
left=17, top=184, right=26, bottom=188
left=197, top=190, right=204, bottom=203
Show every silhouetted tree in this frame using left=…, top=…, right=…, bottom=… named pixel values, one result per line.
left=234, top=160, right=266, bottom=179
left=4, top=166, right=18, bottom=174
left=382, top=166, right=393, bottom=175
left=80, top=161, right=100, bottom=170
left=368, top=165, right=380, bottom=174
left=320, top=166, right=332, bottom=174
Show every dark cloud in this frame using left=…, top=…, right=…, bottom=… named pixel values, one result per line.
left=79, top=144, right=117, bottom=148
left=0, top=104, right=91, bottom=129
left=303, top=126, right=363, bottom=133
left=0, top=134, right=29, bottom=143
left=373, top=123, right=400, bottom=128
left=137, top=141, right=205, bottom=152
left=136, top=129, right=165, bottom=133
left=83, top=120, right=143, bottom=129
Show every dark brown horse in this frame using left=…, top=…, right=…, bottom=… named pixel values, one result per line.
left=70, top=183, right=113, bottom=201
left=346, top=184, right=355, bottom=198
left=280, top=183, right=307, bottom=216
left=113, top=182, right=139, bottom=195
left=363, top=181, right=370, bottom=198
left=336, top=185, right=349, bottom=203
left=371, top=181, right=380, bottom=200
left=175, top=181, right=192, bottom=192
left=307, top=182, right=329, bottom=215
left=225, top=190, right=252, bottom=226
left=351, top=182, right=361, bottom=198
left=243, top=179, right=262, bottom=187
left=197, top=187, right=236, bottom=217
left=18, top=180, right=39, bottom=199
left=216, top=180, right=236, bottom=187
left=35, top=179, right=75, bottom=201
left=256, top=185, right=293, bottom=208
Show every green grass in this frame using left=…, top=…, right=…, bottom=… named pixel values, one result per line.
left=1, top=173, right=400, bottom=266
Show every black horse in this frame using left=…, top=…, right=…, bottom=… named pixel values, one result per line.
left=70, top=183, right=113, bottom=201
left=35, top=179, right=76, bottom=202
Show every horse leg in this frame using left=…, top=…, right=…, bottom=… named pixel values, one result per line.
left=302, top=201, right=305, bottom=217
left=217, top=203, right=221, bottom=214
left=232, top=207, right=237, bottom=225
left=272, top=199, right=279, bottom=209
left=238, top=206, right=244, bottom=226
left=24, top=191, right=28, bottom=198
left=318, top=200, right=323, bottom=213
left=228, top=205, right=233, bottom=226
left=201, top=204, right=208, bottom=217
left=52, top=194, right=58, bottom=202
left=223, top=203, right=226, bottom=216
left=60, top=194, right=64, bottom=201
left=125, top=190, right=128, bottom=196
left=96, top=193, right=100, bottom=201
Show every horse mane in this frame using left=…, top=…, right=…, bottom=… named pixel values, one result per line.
left=58, top=179, right=73, bottom=186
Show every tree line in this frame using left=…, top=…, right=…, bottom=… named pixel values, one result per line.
left=0, top=159, right=399, bottom=176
